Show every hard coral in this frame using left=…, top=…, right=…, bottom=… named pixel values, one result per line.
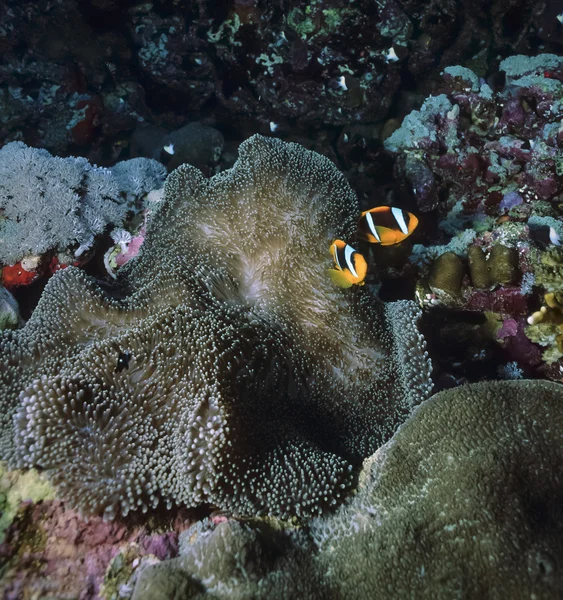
left=0, top=286, right=21, bottom=331
left=526, top=291, right=563, bottom=364
left=310, top=379, right=563, bottom=599
left=0, top=135, right=432, bottom=520
left=134, top=518, right=320, bottom=600
left=385, top=54, right=563, bottom=224
left=522, top=247, right=563, bottom=368
left=390, top=56, right=563, bottom=378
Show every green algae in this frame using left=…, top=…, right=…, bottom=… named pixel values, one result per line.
left=0, top=463, right=56, bottom=543
left=525, top=323, right=563, bottom=364
left=101, top=544, right=145, bottom=600
left=534, top=247, right=563, bottom=292
left=287, top=5, right=356, bottom=41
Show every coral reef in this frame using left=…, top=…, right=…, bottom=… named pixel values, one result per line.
left=0, top=3, right=562, bottom=597
left=0, top=142, right=166, bottom=281
left=532, top=246, right=563, bottom=292
left=0, top=0, right=558, bottom=169
left=310, top=379, right=563, bottom=599
left=0, top=286, right=21, bottom=331
left=0, top=492, right=194, bottom=599
left=428, top=251, right=465, bottom=299
left=130, top=379, right=563, bottom=600
left=384, top=54, right=563, bottom=384
left=131, top=122, right=225, bottom=175
left=133, top=518, right=320, bottom=600
left=0, top=135, right=432, bottom=521
left=385, top=54, right=563, bottom=219
left=526, top=290, right=563, bottom=364
left=0, top=465, right=55, bottom=543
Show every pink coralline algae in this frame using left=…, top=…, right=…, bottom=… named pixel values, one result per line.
left=0, top=498, right=193, bottom=600
left=497, top=318, right=519, bottom=339
left=465, top=287, right=529, bottom=317
left=387, top=54, right=563, bottom=384
left=384, top=55, right=563, bottom=221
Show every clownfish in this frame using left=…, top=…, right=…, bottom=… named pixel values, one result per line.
left=328, top=239, right=367, bottom=288
left=358, top=206, right=419, bottom=246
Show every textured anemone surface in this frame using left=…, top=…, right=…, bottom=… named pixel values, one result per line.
left=132, top=380, right=563, bottom=600
left=0, top=135, right=432, bottom=519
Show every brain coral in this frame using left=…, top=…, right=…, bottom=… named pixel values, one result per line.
left=0, top=135, right=431, bottom=520
left=132, top=379, right=563, bottom=600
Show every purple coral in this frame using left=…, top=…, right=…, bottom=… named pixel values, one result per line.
left=499, top=191, right=524, bottom=213
left=385, top=54, right=563, bottom=219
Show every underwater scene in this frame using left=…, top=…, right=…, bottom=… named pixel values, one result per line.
left=0, top=0, right=563, bottom=598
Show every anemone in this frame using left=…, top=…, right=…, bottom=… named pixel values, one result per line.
left=0, top=135, right=432, bottom=519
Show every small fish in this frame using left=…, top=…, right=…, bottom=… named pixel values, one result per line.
left=163, top=143, right=175, bottom=155
left=116, top=351, right=132, bottom=373
left=328, top=239, right=367, bottom=288
left=358, top=206, right=419, bottom=246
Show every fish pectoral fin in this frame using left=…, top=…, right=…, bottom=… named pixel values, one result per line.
left=328, top=268, right=354, bottom=288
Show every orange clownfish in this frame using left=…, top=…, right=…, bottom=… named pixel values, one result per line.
left=328, top=239, right=367, bottom=288
left=358, top=206, right=419, bottom=246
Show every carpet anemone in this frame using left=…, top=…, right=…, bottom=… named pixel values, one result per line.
left=0, top=135, right=432, bottom=519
